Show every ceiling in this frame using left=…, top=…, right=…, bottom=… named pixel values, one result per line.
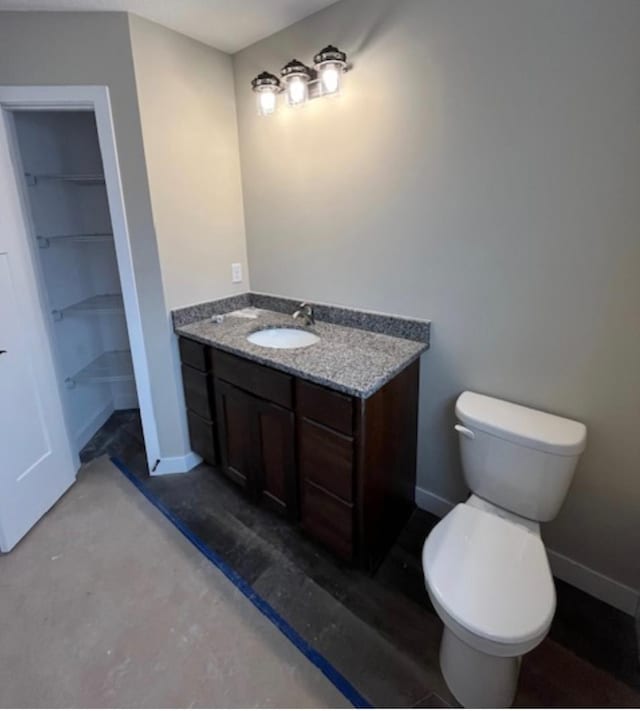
left=0, top=0, right=339, bottom=53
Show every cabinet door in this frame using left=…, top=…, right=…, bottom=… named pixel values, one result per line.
left=215, top=379, right=254, bottom=492
left=255, top=399, right=297, bottom=519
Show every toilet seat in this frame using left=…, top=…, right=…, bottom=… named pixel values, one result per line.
left=422, top=503, right=556, bottom=657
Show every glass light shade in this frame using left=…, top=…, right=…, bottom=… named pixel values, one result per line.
left=319, top=61, right=343, bottom=95
left=286, top=76, right=309, bottom=107
left=313, top=46, right=347, bottom=98
left=256, top=88, right=277, bottom=116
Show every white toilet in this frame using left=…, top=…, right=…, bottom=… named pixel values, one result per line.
left=422, top=391, right=587, bottom=708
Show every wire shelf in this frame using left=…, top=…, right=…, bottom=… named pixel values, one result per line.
left=65, top=350, right=133, bottom=388
left=53, top=294, right=124, bottom=321
left=25, top=172, right=105, bottom=186
left=37, top=233, right=113, bottom=248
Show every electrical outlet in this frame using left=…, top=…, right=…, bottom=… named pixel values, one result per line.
left=231, top=262, right=242, bottom=283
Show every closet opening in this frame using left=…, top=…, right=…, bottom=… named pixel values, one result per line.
left=10, top=109, right=145, bottom=465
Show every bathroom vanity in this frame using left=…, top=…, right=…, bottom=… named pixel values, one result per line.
left=174, top=295, right=429, bottom=570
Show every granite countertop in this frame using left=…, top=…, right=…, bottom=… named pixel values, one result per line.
left=175, top=309, right=428, bottom=398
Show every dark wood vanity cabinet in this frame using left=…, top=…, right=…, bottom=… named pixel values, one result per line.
left=178, top=337, right=218, bottom=466
left=178, top=336, right=419, bottom=571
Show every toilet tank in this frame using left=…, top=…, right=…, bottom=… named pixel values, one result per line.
left=455, top=392, right=587, bottom=522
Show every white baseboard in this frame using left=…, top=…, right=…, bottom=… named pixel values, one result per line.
left=415, top=487, right=456, bottom=518
left=151, top=451, right=202, bottom=476
left=547, top=549, right=639, bottom=616
left=415, top=486, right=639, bottom=616
left=75, top=401, right=114, bottom=451
left=113, top=393, right=138, bottom=410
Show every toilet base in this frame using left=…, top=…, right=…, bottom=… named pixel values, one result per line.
left=440, top=627, right=521, bottom=708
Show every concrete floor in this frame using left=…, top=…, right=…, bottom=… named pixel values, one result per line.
left=0, top=457, right=349, bottom=708
left=82, top=410, right=640, bottom=708
left=69, top=409, right=640, bottom=708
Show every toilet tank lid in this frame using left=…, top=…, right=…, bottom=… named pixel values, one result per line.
left=456, top=391, right=587, bottom=456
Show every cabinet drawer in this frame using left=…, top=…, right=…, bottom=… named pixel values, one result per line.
left=214, top=350, right=292, bottom=409
left=298, top=418, right=354, bottom=502
left=301, top=479, right=354, bottom=561
left=296, top=379, right=354, bottom=435
left=182, top=364, right=215, bottom=420
left=186, top=410, right=217, bottom=465
left=179, top=337, right=211, bottom=372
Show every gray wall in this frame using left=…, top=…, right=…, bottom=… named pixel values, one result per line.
left=234, top=0, right=640, bottom=595
left=128, top=14, right=248, bottom=310
left=0, top=12, right=190, bottom=460
left=127, top=14, right=249, bottom=460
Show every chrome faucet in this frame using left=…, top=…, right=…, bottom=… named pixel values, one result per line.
left=292, top=302, right=315, bottom=326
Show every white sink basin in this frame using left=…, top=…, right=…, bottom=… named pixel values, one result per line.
left=247, top=328, right=320, bottom=349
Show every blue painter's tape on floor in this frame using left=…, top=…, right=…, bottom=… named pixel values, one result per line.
left=110, top=456, right=373, bottom=709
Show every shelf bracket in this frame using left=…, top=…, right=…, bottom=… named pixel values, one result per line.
left=36, top=236, right=50, bottom=249
left=64, top=377, right=76, bottom=389
left=51, top=309, right=63, bottom=322
left=25, top=173, right=37, bottom=187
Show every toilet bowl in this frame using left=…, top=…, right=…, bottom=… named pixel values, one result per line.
left=423, top=499, right=555, bottom=707
left=422, top=392, right=586, bottom=708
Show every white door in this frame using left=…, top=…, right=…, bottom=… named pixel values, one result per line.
left=0, top=108, right=76, bottom=552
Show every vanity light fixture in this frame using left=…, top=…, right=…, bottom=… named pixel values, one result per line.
left=251, top=70, right=281, bottom=116
left=313, top=45, right=347, bottom=96
left=281, top=59, right=312, bottom=107
left=250, top=45, right=349, bottom=116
